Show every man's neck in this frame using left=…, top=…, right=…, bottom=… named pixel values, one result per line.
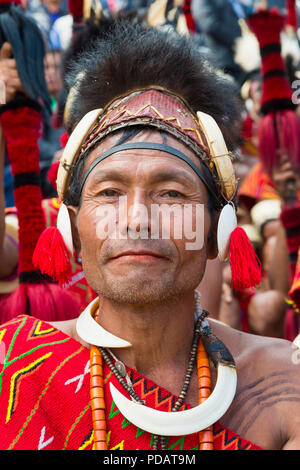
left=96, top=292, right=196, bottom=379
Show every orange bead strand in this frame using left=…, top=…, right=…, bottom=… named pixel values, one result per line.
left=90, top=309, right=107, bottom=450
left=197, top=337, right=214, bottom=450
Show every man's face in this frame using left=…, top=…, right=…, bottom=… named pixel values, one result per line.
left=70, top=129, right=216, bottom=305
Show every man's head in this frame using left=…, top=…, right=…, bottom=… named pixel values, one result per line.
left=57, top=21, right=242, bottom=305
left=67, top=126, right=218, bottom=305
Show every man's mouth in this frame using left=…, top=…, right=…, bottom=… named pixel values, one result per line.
left=109, top=250, right=169, bottom=262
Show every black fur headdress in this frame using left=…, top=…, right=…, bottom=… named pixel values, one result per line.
left=65, top=19, right=242, bottom=151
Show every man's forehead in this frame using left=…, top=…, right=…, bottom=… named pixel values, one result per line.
left=84, top=128, right=203, bottom=175
left=83, top=157, right=203, bottom=190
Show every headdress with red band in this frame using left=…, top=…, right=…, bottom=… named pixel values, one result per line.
left=34, top=87, right=262, bottom=292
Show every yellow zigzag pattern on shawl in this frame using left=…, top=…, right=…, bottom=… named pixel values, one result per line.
left=110, top=439, right=125, bottom=450
left=105, top=430, right=124, bottom=450
left=78, top=429, right=94, bottom=450
left=8, top=346, right=84, bottom=450
left=0, top=317, right=70, bottom=397
left=0, top=328, right=6, bottom=343
left=78, top=429, right=110, bottom=450
left=6, top=352, right=52, bottom=424
left=29, top=321, right=56, bottom=338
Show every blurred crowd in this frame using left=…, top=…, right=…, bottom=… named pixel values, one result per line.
left=1, top=0, right=300, bottom=345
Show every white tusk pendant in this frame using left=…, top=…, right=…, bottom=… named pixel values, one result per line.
left=110, top=362, right=237, bottom=436
left=76, top=298, right=132, bottom=348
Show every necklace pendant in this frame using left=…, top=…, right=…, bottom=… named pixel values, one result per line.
left=115, top=360, right=127, bottom=377
left=125, top=374, right=133, bottom=388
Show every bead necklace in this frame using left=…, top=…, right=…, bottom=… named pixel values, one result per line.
left=89, top=295, right=214, bottom=450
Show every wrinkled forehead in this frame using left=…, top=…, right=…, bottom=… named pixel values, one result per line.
left=82, top=127, right=202, bottom=174
left=81, top=128, right=209, bottom=195
left=78, top=128, right=220, bottom=208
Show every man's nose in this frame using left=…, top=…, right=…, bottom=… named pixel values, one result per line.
left=119, top=190, right=151, bottom=239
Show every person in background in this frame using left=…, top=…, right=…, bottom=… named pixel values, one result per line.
left=191, top=0, right=248, bottom=84
left=44, top=48, right=63, bottom=108
left=49, top=13, right=73, bottom=49
left=28, top=0, right=68, bottom=45
left=39, top=48, right=64, bottom=198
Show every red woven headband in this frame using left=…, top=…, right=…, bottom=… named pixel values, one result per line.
left=79, top=89, right=211, bottom=164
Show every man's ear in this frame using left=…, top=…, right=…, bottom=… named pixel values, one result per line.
left=67, top=205, right=82, bottom=259
left=207, top=211, right=219, bottom=260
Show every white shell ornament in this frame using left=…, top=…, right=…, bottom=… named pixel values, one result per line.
left=76, top=298, right=132, bottom=348
left=57, top=108, right=103, bottom=201
left=217, top=204, right=237, bottom=262
left=110, top=362, right=237, bottom=436
left=56, top=203, right=74, bottom=255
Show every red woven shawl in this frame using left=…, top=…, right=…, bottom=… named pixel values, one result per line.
left=0, top=315, right=262, bottom=450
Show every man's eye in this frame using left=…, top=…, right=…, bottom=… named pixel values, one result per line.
left=98, top=189, right=119, bottom=197
left=162, top=190, right=185, bottom=198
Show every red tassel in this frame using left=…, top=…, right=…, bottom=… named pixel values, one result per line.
left=47, top=161, right=60, bottom=190
left=258, top=110, right=300, bottom=174
left=257, top=113, right=278, bottom=174
left=229, top=227, right=262, bottom=291
left=32, top=227, right=72, bottom=285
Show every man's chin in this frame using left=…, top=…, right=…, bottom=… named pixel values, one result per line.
left=99, top=278, right=177, bottom=305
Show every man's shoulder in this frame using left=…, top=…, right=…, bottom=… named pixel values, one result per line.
left=210, top=317, right=298, bottom=377
left=211, top=321, right=300, bottom=393
left=210, top=319, right=300, bottom=449
left=246, top=327, right=297, bottom=374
